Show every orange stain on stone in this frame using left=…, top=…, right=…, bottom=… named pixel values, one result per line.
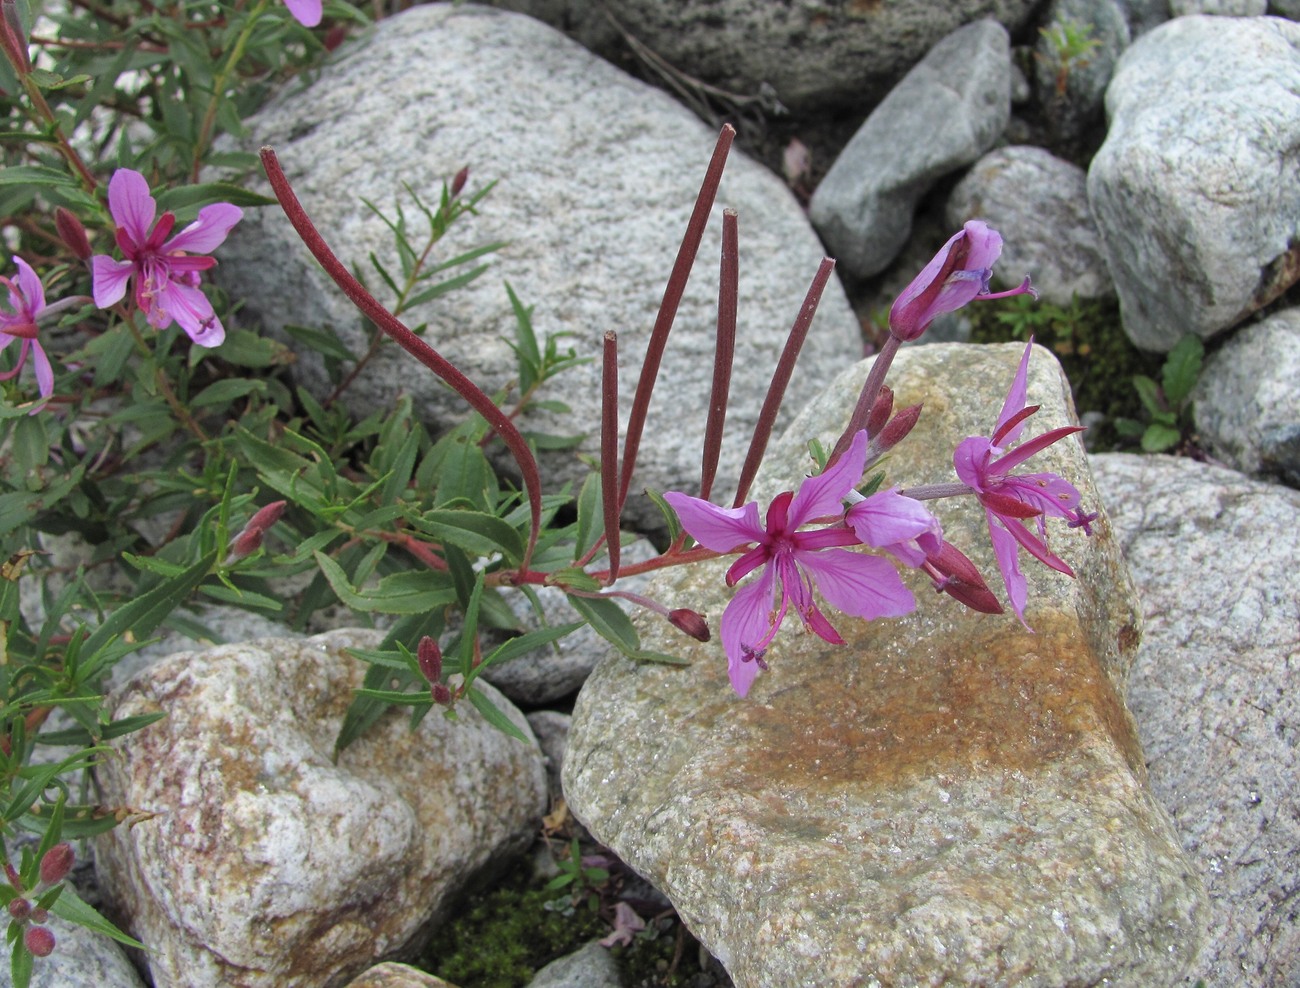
left=736, top=612, right=1143, bottom=790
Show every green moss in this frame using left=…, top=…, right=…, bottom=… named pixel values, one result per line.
left=966, top=294, right=1164, bottom=451
left=419, top=863, right=606, bottom=988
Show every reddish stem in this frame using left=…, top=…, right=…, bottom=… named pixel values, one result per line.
left=732, top=257, right=835, bottom=508
left=699, top=208, right=737, bottom=503
left=259, top=147, right=542, bottom=569
left=618, top=124, right=735, bottom=512
left=600, top=330, right=621, bottom=582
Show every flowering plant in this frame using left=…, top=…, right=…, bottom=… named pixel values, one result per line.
left=0, top=0, right=1095, bottom=976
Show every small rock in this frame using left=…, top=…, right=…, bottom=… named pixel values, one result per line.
left=0, top=914, right=145, bottom=988
left=525, top=710, right=571, bottom=805
left=342, top=962, right=459, bottom=987
left=810, top=20, right=1012, bottom=280
left=94, top=629, right=546, bottom=988
left=1193, top=309, right=1300, bottom=485
left=1171, top=0, right=1267, bottom=12
left=528, top=940, right=621, bottom=988
left=947, top=145, right=1113, bottom=303
left=1091, top=453, right=1300, bottom=986
left=1087, top=15, right=1300, bottom=350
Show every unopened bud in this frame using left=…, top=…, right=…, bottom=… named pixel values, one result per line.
left=450, top=166, right=469, bottom=198
left=925, top=541, right=1003, bottom=615
left=865, top=386, right=893, bottom=440
left=876, top=404, right=922, bottom=453
left=224, top=500, right=286, bottom=563
left=431, top=682, right=453, bottom=705
left=7, top=897, right=30, bottom=921
left=55, top=208, right=92, bottom=261
left=1, top=0, right=31, bottom=74
left=416, top=636, right=442, bottom=684
left=29, top=906, right=47, bottom=924
left=24, top=925, right=55, bottom=958
left=4, top=862, right=22, bottom=891
left=322, top=23, right=348, bottom=51
left=38, top=843, right=73, bottom=886
left=668, top=608, right=710, bottom=643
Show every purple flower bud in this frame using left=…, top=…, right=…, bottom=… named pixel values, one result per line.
left=865, top=386, right=893, bottom=440
left=431, top=683, right=453, bottom=705
left=875, top=403, right=922, bottom=453
left=668, top=608, right=711, bottom=643
left=29, top=906, right=47, bottom=924
left=5, top=862, right=22, bottom=891
left=450, top=167, right=469, bottom=199
left=889, top=220, right=1036, bottom=342
left=38, top=843, right=74, bottom=886
left=224, top=500, right=286, bottom=563
left=8, top=897, right=31, bottom=921
left=416, top=636, right=442, bottom=684
left=24, top=925, right=55, bottom=958
left=55, top=208, right=93, bottom=262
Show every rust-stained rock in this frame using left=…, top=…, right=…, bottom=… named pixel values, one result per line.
left=564, top=343, right=1206, bottom=987
left=94, top=629, right=546, bottom=988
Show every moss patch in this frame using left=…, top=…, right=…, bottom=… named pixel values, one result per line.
left=966, top=294, right=1164, bottom=451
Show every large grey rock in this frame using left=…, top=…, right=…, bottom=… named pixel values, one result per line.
left=1033, top=0, right=1131, bottom=147
left=1171, top=0, right=1267, bottom=11
left=483, top=0, right=1040, bottom=114
left=947, top=145, right=1114, bottom=303
left=528, top=940, right=621, bottom=988
left=218, top=4, right=858, bottom=531
left=1118, top=0, right=1173, bottom=35
left=94, top=629, right=546, bottom=988
left=1087, top=16, right=1300, bottom=351
left=1091, top=453, right=1300, bottom=987
left=564, top=343, right=1206, bottom=987
left=810, top=20, right=1012, bottom=280
left=1193, top=309, right=1300, bottom=485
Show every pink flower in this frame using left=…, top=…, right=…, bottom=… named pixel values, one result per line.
left=953, top=341, right=1087, bottom=627
left=0, top=256, right=55, bottom=407
left=91, top=169, right=242, bottom=347
left=889, top=220, right=1037, bottom=342
left=664, top=431, right=915, bottom=697
left=283, top=0, right=322, bottom=26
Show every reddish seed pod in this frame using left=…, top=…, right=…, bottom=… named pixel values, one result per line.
left=668, top=608, right=711, bottom=643
left=24, top=925, right=55, bottom=958
left=38, top=843, right=74, bottom=886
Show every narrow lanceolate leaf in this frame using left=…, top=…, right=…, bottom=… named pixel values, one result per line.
left=642, top=488, right=683, bottom=546
left=467, top=685, right=530, bottom=743
left=82, top=551, right=218, bottom=657
left=50, top=886, right=146, bottom=949
left=1162, top=335, right=1204, bottom=408
left=482, top=621, right=584, bottom=670
left=413, top=509, right=524, bottom=563
left=312, top=551, right=456, bottom=613
left=574, top=472, right=603, bottom=562
left=565, top=593, right=639, bottom=656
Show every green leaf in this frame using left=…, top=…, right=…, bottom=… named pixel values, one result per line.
left=564, top=593, right=639, bottom=656
left=482, top=621, right=584, bottom=669
left=1141, top=423, right=1181, bottom=453
left=1131, top=375, right=1163, bottom=418
left=1161, top=335, right=1204, bottom=408
left=413, top=509, right=524, bottom=563
left=642, top=488, right=682, bottom=546
left=505, top=281, right=541, bottom=393
left=626, top=649, right=691, bottom=666
left=50, top=886, right=145, bottom=950
left=190, top=377, right=268, bottom=409
left=0, top=165, right=78, bottom=189
left=466, top=685, right=530, bottom=743
left=10, top=939, right=32, bottom=988
left=81, top=551, right=217, bottom=659
left=155, top=182, right=277, bottom=210
left=312, top=551, right=456, bottom=614
left=403, top=264, right=491, bottom=309
left=281, top=323, right=356, bottom=363
left=573, top=472, right=603, bottom=562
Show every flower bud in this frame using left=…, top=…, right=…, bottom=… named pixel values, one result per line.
left=7, top=897, right=31, bottom=921
left=875, top=403, right=922, bottom=454
left=450, top=167, right=469, bottom=199
left=38, top=843, right=74, bottom=886
left=865, top=386, right=893, bottom=440
left=24, top=925, right=55, bottom=958
left=1, top=0, right=32, bottom=74
left=224, top=500, right=287, bottom=564
left=29, top=906, right=47, bottom=924
left=5, top=862, right=22, bottom=891
left=55, top=208, right=93, bottom=261
left=322, top=24, right=348, bottom=51
left=668, top=608, right=711, bottom=643
left=431, top=682, right=453, bottom=705
left=416, top=636, right=442, bottom=684
left=924, top=541, right=1003, bottom=615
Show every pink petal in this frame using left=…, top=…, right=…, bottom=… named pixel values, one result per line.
left=107, top=169, right=157, bottom=246
left=11, top=257, right=45, bottom=314
left=993, top=341, right=1034, bottom=442
left=31, top=341, right=53, bottom=400
left=719, top=565, right=777, bottom=697
left=990, top=425, right=1085, bottom=474
left=952, top=435, right=992, bottom=490
left=986, top=511, right=1029, bottom=628
left=663, top=492, right=763, bottom=553
left=164, top=203, right=243, bottom=255
left=155, top=279, right=225, bottom=347
left=799, top=547, right=915, bottom=622
left=283, top=0, right=322, bottom=26
left=846, top=489, right=940, bottom=549
left=91, top=255, right=134, bottom=309
left=1002, top=472, right=1082, bottom=519
left=787, top=429, right=868, bottom=527
left=959, top=219, right=1003, bottom=272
